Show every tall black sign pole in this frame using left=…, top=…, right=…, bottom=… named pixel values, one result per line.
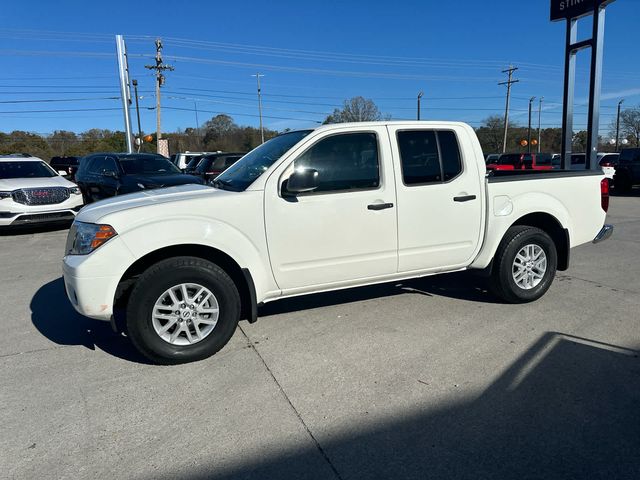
left=586, top=6, right=606, bottom=170
left=552, top=0, right=616, bottom=170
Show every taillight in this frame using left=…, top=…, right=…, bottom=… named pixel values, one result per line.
left=601, top=178, right=609, bottom=212
left=600, top=162, right=612, bottom=167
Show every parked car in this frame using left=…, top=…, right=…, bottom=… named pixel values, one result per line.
left=50, top=156, right=80, bottom=180
left=598, top=153, right=619, bottom=181
left=63, top=121, right=612, bottom=364
left=0, top=154, right=83, bottom=227
left=75, top=153, right=204, bottom=204
left=613, top=148, right=640, bottom=192
left=183, top=155, right=205, bottom=175
left=194, top=152, right=245, bottom=183
left=172, top=151, right=220, bottom=171
left=486, top=153, right=553, bottom=171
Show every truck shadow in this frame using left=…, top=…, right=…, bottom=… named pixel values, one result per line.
left=259, top=271, right=498, bottom=317
left=30, top=277, right=151, bottom=364
left=159, top=332, right=640, bottom=480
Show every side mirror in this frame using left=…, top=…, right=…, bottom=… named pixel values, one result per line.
left=57, top=170, right=67, bottom=176
left=283, top=168, right=319, bottom=196
left=102, top=170, right=118, bottom=179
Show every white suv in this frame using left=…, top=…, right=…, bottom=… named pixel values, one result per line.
left=0, top=155, right=84, bottom=227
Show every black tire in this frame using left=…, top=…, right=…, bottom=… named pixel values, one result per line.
left=490, top=226, right=557, bottom=304
left=126, top=256, right=241, bottom=365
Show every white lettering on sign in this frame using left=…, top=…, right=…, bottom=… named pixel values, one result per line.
left=559, top=0, right=587, bottom=11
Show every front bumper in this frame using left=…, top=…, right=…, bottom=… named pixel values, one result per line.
left=0, top=195, right=84, bottom=226
left=62, top=236, right=136, bottom=322
left=593, top=224, right=614, bottom=244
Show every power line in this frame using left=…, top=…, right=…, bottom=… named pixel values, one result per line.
left=0, top=96, right=119, bottom=104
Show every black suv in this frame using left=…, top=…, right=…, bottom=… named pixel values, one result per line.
left=50, top=156, right=80, bottom=180
left=75, top=153, right=204, bottom=203
left=193, top=152, right=245, bottom=183
left=614, top=148, right=640, bottom=192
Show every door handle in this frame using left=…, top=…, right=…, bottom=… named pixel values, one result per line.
left=367, top=202, right=394, bottom=211
left=453, top=195, right=476, bottom=202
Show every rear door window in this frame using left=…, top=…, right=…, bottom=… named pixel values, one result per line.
left=397, top=130, right=463, bottom=185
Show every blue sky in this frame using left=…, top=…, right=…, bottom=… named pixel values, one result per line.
left=0, top=0, right=639, bottom=137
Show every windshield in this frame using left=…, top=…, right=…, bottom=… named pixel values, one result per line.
left=214, top=130, right=313, bottom=191
left=119, top=155, right=181, bottom=175
left=0, top=161, right=57, bottom=179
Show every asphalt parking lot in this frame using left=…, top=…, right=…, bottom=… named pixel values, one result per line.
left=1, top=195, right=639, bottom=480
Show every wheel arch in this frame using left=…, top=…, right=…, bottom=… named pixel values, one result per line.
left=511, top=212, right=570, bottom=271
left=114, top=244, right=258, bottom=327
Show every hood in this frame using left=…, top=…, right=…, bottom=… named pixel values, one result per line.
left=121, top=173, right=203, bottom=187
left=75, top=184, right=227, bottom=224
left=0, top=175, right=75, bottom=191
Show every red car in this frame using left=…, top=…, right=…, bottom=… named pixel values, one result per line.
left=486, top=153, right=554, bottom=171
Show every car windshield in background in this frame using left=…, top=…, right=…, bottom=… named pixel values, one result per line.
left=119, top=156, right=181, bottom=175
left=214, top=130, right=313, bottom=191
left=0, top=161, right=57, bottom=179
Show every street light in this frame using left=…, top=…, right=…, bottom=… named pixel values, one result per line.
left=252, top=73, right=265, bottom=144
left=417, top=91, right=424, bottom=121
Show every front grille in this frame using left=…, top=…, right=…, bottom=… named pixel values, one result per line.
left=11, top=211, right=75, bottom=225
left=12, top=187, right=70, bottom=206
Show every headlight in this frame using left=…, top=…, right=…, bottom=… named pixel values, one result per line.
left=69, top=186, right=81, bottom=195
left=66, top=222, right=117, bottom=255
left=0, top=191, right=12, bottom=199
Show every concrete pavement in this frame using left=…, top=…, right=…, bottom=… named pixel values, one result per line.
left=1, top=195, right=639, bottom=479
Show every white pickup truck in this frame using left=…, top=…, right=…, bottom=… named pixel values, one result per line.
left=62, top=121, right=613, bottom=364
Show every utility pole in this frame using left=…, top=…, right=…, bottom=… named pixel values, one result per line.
left=194, top=102, right=202, bottom=149
left=537, top=96, right=543, bottom=153
left=615, top=99, right=624, bottom=152
left=417, top=91, right=424, bottom=120
left=132, top=79, right=142, bottom=153
left=499, top=66, right=519, bottom=153
left=527, top=96, right=536, bottom=153
left=145, top=38, right=174, bottom=154
left=252, top=73, right=265, bottom=143
left=115, top=35, right=133, bottom=153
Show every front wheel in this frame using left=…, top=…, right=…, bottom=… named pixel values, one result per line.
left=126, top=256, right=241, bottom=364
left=490, top=226, right=557, bottom=303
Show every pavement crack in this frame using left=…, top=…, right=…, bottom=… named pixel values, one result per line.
left=557, top=273, right=640, bottom=295
left=238, top=325, right=344, bottom=480
left=0, top=344, right=69, bottom=359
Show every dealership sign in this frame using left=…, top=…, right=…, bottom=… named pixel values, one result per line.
left=550, top=0, right=615, bottom=21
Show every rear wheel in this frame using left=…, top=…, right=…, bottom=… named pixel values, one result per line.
left=126, top=256, right=240, bottom=364
left=490, top=226, right=557, bottom=303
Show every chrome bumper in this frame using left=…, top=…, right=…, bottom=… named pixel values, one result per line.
left=593, top=224, right=614, bottom=244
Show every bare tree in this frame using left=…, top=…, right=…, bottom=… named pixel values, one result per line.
left=323, top=96, right=386, bottom=124
left=475, top=115, right=505, bottom=153
left=619, top=107, right=640, bottom=147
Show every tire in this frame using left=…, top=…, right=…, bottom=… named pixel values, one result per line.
left=490, top=226, right=557, bottom=304
left=126, top=256, right=241, bottom=365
